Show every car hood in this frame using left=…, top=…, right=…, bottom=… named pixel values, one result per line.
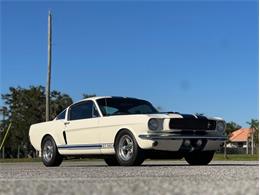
left=147, top=113, right=224, bottom=121
left=147, top=113, right=181, bottom=119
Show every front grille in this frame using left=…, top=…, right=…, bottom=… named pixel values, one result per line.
left=169, top=118, right=216, bottom=130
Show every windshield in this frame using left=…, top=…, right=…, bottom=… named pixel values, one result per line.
left=97, top=97, right=158, bottom=116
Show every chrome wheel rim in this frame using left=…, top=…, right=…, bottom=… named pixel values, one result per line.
left=43, top=140, right=54, bottom=162
left=118, top=135, right=134, bottom=161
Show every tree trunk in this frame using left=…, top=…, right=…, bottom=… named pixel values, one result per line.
left=224, top=141, right=227, bottom=159
left=2, top=147, right=4, bottom=159
left=251, top=129, right=254, bottom=155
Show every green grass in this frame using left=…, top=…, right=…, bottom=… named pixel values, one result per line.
left=0, top=154, right=258, bottom=163
left=213, top=153, right=259, bottom=161
left=0, top=158, right=41, bottom=163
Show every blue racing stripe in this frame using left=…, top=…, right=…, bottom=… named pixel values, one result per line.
left=58, top=144, right=102, bottom=150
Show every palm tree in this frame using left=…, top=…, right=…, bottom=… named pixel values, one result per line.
left=246, top=119, right=259, bottom=155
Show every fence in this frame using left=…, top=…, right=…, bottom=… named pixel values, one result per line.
left=218, top=146, right=258, bottom=154
left=0, top=146, right=37, bottom=159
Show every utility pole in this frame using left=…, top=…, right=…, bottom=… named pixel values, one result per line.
left=46, top=11, right=52, bottom=121
left=0, top=107, right=7, bottom=133
left=224, top=141, right=227, bottom=159
left=0, top=107, right=6, bottom=122
left=0, top=107, right=7, bottom=158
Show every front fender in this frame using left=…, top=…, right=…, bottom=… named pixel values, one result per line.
left=115, top=126, right=154, bottom=150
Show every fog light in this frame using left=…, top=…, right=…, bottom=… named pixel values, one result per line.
left=184, top=140, right=191, bottom=147
left=196, top=139, right=202, bottom=146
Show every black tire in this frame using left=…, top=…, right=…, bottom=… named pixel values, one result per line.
left=104, top=156, right=119, bottom=166
left=184, top=151, right=215, bottom=165
left=115, top=130, right=145, bottom=166
left=41, top=135, right=63, bottom=167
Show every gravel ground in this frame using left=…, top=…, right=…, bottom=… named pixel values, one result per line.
left=0, top=160, right=258, bottom=195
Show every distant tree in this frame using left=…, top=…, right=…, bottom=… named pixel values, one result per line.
left=1, top=86, right=73, bottom=157
left=225, top=121, right=241, bottom=135
left=82, top=94, right=96, bottom=99
left=50, top=90, right=73, bottom=119
left=247, top=119, right=259, bottom=144
left=220, top=121, right=241, bottom=158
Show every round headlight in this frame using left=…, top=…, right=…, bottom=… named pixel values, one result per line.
left=148, top=119, right=159, bottom=131
left=216, top=121, right=225, bottom=132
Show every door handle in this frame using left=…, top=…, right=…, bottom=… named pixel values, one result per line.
left=64, top=121, right=70, bottom=125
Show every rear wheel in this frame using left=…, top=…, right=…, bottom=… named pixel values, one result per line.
left=115, top=130, right=145, bottom=166
left=41, top=135, right=63, bottom=167
left=184, top=151, right=215, bottom=165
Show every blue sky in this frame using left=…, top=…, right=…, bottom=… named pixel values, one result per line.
left=1, top=1, right=258, bottom=127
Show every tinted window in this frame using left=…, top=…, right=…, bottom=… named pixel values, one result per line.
left=69, top=101, right=99, bottom=120
left=56, top=110, right=66, bottom=120
left=97, top=98, right=158, bottom=116
left=99, top=106, right=118, bottom=115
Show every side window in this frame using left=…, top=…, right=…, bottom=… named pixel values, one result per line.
left=100, top=106, right=118, bottom=116
left=56, top=109, right=66, bottom=120
left=69, top=101, right=99, bottom=121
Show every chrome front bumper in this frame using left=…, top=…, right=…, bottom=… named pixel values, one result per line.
left=139, top=133, right=227, bottom=141
left=138, top=133, right=227, bottom=152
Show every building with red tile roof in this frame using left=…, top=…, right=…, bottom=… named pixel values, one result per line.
left=229, top=128, right=253, bottom=142
left=227, top=128, right=254, bottom=154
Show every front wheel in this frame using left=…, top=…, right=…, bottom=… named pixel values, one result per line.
left=115, top=130, right=145, bottom=166
left=41, top=135, right=63, bottom=167
left=104, top=156, right=119, bottom=166
left=184, top=151, right=215, bottom=165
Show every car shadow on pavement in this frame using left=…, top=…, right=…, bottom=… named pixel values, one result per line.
left=63, top=163, right=258, bottom=168
left=142, top=163, right=259, bottom=167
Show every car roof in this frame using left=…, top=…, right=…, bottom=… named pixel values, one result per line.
left=75, top=96, right=140, bottom=104
left=82, top=96, right=111, bottom=101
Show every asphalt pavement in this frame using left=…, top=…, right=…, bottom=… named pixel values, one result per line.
left=0, top=160, right=258, bottom=195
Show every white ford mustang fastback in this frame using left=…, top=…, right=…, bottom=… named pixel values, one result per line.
left=29, top=96, right=227, bottom=166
